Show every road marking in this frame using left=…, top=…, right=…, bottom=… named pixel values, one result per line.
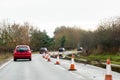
left=0, top=59, right=12, bottom=70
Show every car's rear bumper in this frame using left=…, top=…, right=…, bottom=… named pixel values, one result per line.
left=14, top=55, right=31, bottom=59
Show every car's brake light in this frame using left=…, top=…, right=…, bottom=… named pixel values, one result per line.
left=28, top=50, right=31, bottom=53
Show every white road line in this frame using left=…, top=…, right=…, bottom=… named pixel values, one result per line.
left=0, top=59, right=13, bottom=70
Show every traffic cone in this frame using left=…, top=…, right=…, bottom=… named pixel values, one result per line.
left=55, top=55, right=60, bottom=65
left=42, top=53, right=45, bottom=58
left=45, top=54, right=48, bottom=59
left=47, top=54, right=51, bottom=62
left=69, top=54, right=76, bottom=71
left=105, top=58, right=112, bottom=80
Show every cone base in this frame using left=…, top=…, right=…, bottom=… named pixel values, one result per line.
left=68, top=69, right=77, bottom=71
left=55, top=61, right=60, bottom=65
left=47, top=58, right=51, bottom=62
left=105, top=75, right=112, bottom=80
left=69, top=64, right=77, bottom=71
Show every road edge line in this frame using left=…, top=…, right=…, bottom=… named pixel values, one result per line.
left=0, top=59, right=13, bottom=70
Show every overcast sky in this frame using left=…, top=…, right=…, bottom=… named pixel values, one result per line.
left=0, top=0, right=120, bottom=37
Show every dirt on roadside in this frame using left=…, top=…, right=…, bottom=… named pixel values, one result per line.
left=0, top=57, right=12, bottom=67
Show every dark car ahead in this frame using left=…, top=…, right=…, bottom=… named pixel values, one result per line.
left=13, top=45, right=32, bottom=61
left=59, top=48, right=65, bottom=52
left=58, top=48, right=65, bottom=57
left=39, top=47, right=47, bottom=54
left=77, top=47, right=83, bottom=53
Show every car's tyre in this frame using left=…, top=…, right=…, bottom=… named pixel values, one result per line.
left=29, top=58, right=32, bottom=61
left=14, top=58, right=17, bottom=61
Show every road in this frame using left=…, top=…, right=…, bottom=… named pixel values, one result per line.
left=0, top=54, right=120, bottom=80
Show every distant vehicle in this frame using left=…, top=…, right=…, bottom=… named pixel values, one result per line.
left=39, top=47, right=47, bottom=54
left=58, top=48, right=65, bottom=52
left=58, top=48, right=65, bottom=57
left=13, top=45, right=32, bottom=61
left=77, top=47, right=83, bottom=52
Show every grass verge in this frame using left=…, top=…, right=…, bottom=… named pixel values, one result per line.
left=87, top=54, right=120, bottom=65
left=0, top=53, right=13, bottom=62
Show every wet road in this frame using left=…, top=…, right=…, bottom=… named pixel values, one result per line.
left=0, top=54, right=120, bottom=80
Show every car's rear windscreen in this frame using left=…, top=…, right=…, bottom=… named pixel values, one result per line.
left=16, top=47, right=28, bottom=52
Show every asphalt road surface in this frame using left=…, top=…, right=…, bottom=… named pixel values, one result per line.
left=0, top=54, right=120, bottom=80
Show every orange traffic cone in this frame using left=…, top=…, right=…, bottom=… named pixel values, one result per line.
left=69, top=54, right=76, bottom=71
left=55, top=55, right=60, bottom=65
left=105, top=58, right=112, bottom=80
left=47, top=54, right=51, bottom=62
left=45, top=54, right=48, bottom=59
left=42, top=53, right=46, bottom=58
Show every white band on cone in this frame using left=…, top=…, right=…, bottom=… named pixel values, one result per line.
left=57, top=55, right=59, bottom=61
left=71, top=58, right=74, bottom=64
left=106, top=64, right=111, bottom=75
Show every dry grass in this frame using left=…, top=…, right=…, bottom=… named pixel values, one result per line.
left=0, top=53, right=13, bottom=61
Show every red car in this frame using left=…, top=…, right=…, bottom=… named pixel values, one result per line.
left=13, top=45, right=32, bottom=61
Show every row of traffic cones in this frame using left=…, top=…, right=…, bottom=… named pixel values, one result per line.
left=42, top=52, right=112, bottom=80
left=68, top=55, right=113, bottom=80
left=42, top=52, right=51, bottom=62
left=42, top=52, right=76, bottom=70
left=55, top=53, right=76, bottom=71
left=42, top=52, right=61, bottom=64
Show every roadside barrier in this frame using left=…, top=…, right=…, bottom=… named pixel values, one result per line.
left=69, top=54, right=76, bottom=71
left=55, top=55, right=60, bottom=65
left=105, top=58, right=112, bottom=80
